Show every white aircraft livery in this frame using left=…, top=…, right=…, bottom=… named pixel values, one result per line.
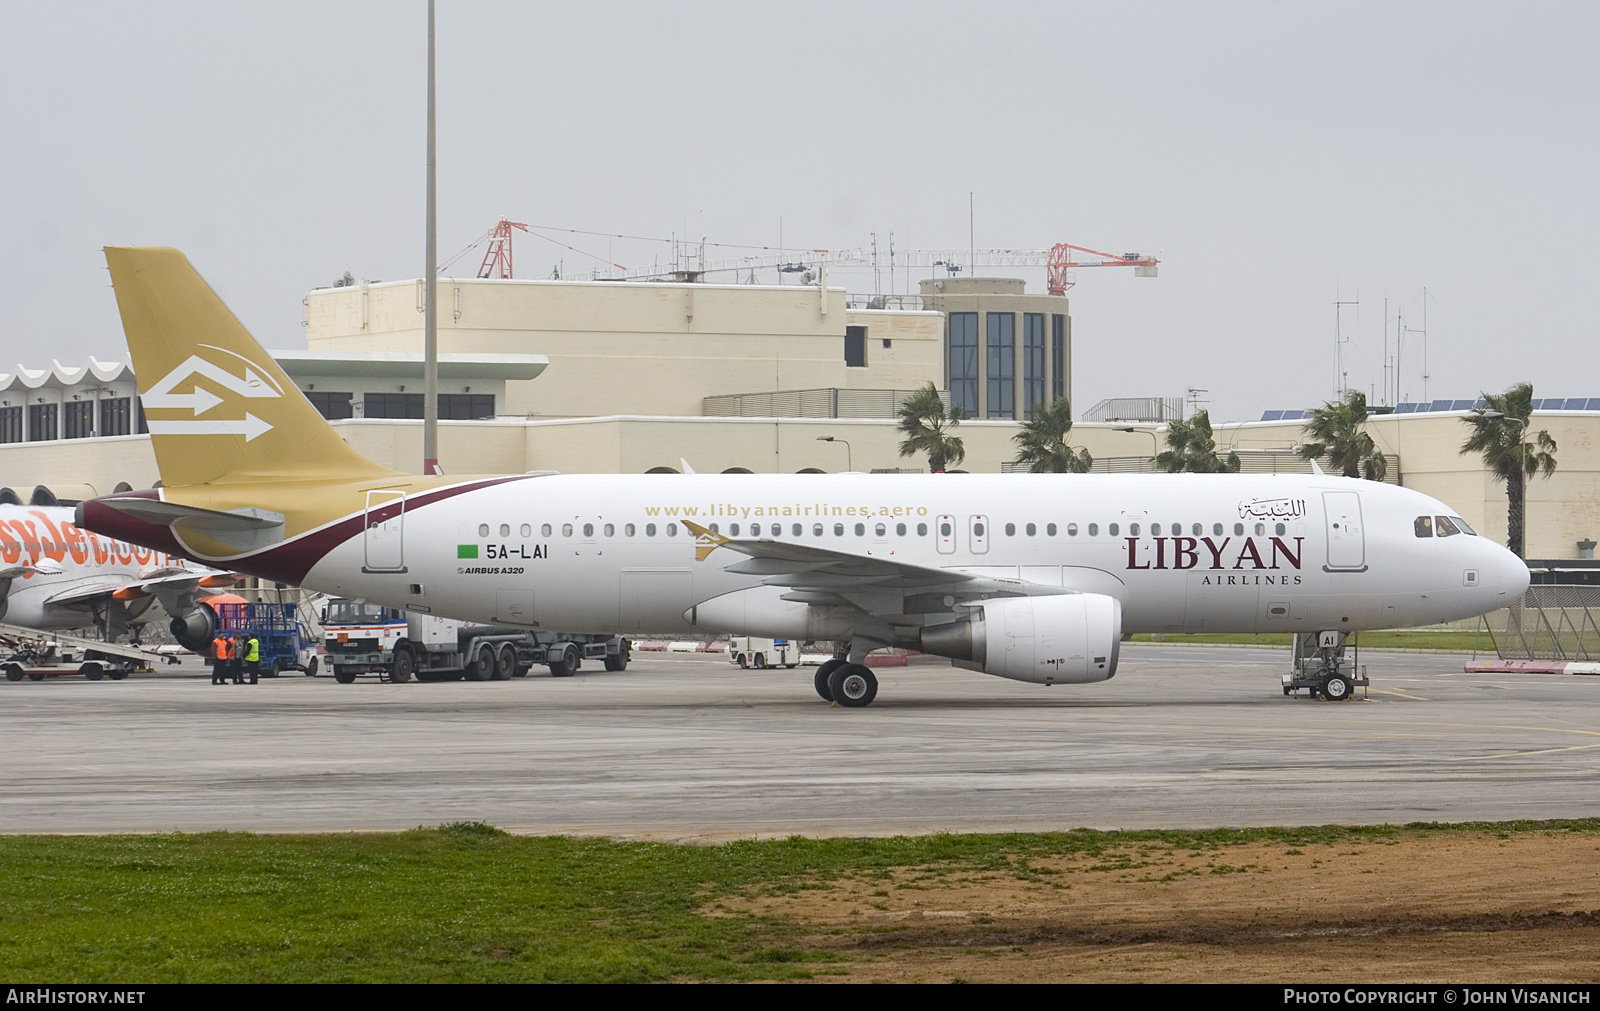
left=0, top=502, right=232, bottom=639
left=79, top=247, right=1530, bottom=705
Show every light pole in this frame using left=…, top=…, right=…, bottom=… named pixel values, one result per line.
left=816, top=435, right=852, bottom=472
left=1113, top=426, right=1159, bottom=464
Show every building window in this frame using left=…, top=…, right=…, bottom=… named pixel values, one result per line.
left=438, top=394, right=495, bottom=420
left=986, top=313, right=1015, bottom=419
left=27, top=404, right=57, bottom=442
left=1023, top=313, right=1045, bottom=419
left=305, top=391, right=354, bottom=420
left=844, top=325, right=868, bottom=368
left=948, top=312, right=978, bottom=417
left=135, top=398, right=148, bottom=434
left=0, top=407, right=20, bottom=444
left=364, top=393, right=425, bottom=419
left=64, top=401, right=94, bottom=439
left=1051, top=314, right=1066, bottom=401
left=99, top=397, right=132, bottom=436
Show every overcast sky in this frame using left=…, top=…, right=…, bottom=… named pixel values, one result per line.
left=2, top=1, right=1595, bottom=422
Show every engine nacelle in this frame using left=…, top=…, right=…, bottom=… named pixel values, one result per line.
left=169, top=601, right=220, bottom=656
left=686, top=585, right=856, bottom=641
left=919, top=593, right=1121, bottom=684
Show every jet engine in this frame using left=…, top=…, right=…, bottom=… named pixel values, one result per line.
left=919, top=593, right=1121, bottom=685
left=168, top=600, right=221, bottom=655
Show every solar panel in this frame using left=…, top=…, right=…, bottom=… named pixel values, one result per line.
left=1280, top=410, right=1304, bottom=421
left=1260, top=410, right=1284, bottom=421
left=1452, top=399, right=1477, bottom=410
left=1394, top=403, right=1417, bottom=413
left=1567, top=398, right=1589, bottom=410
left=1588, top=399, right=1600, bottom=411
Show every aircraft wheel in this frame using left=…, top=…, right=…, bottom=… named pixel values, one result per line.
left=494, top=644, right=516, bottom=681
left=4, top=663, right=24, bottom=682
left=80, top=663, right=104, bottom=681
left=1322, top=675, right=1351, bottom=702
left=548, top=645, right=579, bottom=678
left=333, top=667, right=357, bottom=684
left=390, top=648, right=415, bottom=684
left=814, top=658, right=845, bottom=701
left=827, top=663, right=878, bottom=708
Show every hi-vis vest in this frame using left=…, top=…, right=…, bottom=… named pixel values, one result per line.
left=246, top=638, right=260, bottom=662
left=213, top=637, right=232, bottom=660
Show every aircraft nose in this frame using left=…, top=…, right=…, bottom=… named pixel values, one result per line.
left=1491, top=543, right=1531, bottom=602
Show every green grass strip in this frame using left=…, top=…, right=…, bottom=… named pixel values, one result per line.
left=3, top=819, right=1598, bottom=982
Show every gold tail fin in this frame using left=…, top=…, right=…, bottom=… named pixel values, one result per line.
left=104, top=246, right=396, bottom=487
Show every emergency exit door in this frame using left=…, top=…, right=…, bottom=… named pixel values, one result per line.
left=364, top=489, right=406, bottom=572
left=1322, top=491, right=1366, bottom=572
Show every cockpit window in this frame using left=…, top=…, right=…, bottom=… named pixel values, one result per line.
left=1449, top=515, right=1475, bottom=535
left=1414, top=515, right=1434, bottom=538
left=1436, top=515, right=1462, bottom=537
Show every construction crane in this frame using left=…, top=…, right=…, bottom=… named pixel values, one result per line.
left=477, top=218, right=528, bottom=279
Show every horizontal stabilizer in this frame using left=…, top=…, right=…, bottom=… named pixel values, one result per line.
left=95, top=497, right=285, bottom=553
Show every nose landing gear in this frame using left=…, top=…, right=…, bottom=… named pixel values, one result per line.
left=1282, top=631, right=1369, bottom=701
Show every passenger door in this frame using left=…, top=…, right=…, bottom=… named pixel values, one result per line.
left=363, top=490, right=405, bottom=573
left=1323, top=491, right=1366, bottom=572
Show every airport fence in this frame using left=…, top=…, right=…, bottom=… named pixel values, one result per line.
left=1482, top=586, right=1600, bottom=660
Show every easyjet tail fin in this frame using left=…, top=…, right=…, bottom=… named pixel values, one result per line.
left=103, top=246, right=396, bottom=488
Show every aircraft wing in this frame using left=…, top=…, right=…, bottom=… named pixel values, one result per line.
left=684, top=520, right=1071, bottom=618
left=41, top=568, right=235, bottom=609
left=42, top=578, right=134, bottom=608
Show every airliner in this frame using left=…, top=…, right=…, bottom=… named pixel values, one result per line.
left=0, top=502, right=233, bottom=640
left=78, top=247, right=1529, bottom=705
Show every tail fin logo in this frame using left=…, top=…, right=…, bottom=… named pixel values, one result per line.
left=682, top=520, right=731, bottom=562
left=142, top=345, right=283, bottom=442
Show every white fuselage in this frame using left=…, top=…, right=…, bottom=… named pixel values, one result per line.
left=297, top=473, right=1529, bottom=637
left=0, top=505, right=185, bottom=630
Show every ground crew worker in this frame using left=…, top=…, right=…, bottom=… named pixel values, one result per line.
left=211, top=633, right=231, bottom=685
left=231, top=632, right=246, bottom=684
left=245, top=633, right=261, bottom=684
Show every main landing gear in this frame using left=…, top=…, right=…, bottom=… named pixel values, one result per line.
left=1282, top=630, right=1369, bottom=701
left=812, top=655, right=879, bottom=707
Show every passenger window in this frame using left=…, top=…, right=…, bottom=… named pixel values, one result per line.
left=1026, top=523, right=1036, bottom=536
left=1213, top=523, right=1223, bottom=535
left=793, top=523, right=803, bottom=536
left=604, top=523, right=614, bottom=537
left=646, top=524, right=656, bottom=536
left=896, top=523, right=906, bottom=536
left=940, top=521, right=952, bottom=536
left=709, top=523, right=719, bottom=534
left=500, top=523, right=510, bottom=537
left=974, top=522, right=986, bottom=537
left=855, top=523, right=865, bottom=536
left=1436, top=516, right=1461, bottom=537
left=1066, top=523, right=1077, bottom=536
left=1005, top=523, right=1015, bottom=536
left=834, top=523, right=845, bottom=536
left=1087, top=523, right=1098, bottom=536
left=666, top=523, right=677, bottom=537
left=625, top=523, right=635, bottom=536
left=582, top=523, right=594, bottom=537
left=562, top=524, right=573, bottom=537
left=478, top=523, right=490, bottom=537
left=520, top=523, right=531, bottom=537
left=1275, top=523, right=1286, bottom=535
left=729, top=523, right=739, bottom=536
left=1255, top=523, right=1266, bottom=536
left=1111, top=524, right=1121, bottom=536
left=916, top=523, right=927, bottom=536
left=1149, top=523, right=1160, bottom=535
left=1415, top=516, right=1434, bottom=538
left=1234, top=523, right=1245, bottom=536
left=813, top=523, right=824, bottom=536
left=541, top=523, right=552, bottom=537
left=875, top=523, right=885, bottom=536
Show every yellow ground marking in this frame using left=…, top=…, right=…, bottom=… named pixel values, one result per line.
left=1371, top=688, right=1430, bottom=701
left=1452, top=725, right=1600, bottom=761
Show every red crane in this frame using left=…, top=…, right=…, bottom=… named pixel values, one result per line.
left=477, top=218, right=529, bottom=279
left=1045, top=243, right=1159, bottom=296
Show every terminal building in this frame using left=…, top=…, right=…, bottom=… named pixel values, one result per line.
left=1, top=271, right=1595, bottom=560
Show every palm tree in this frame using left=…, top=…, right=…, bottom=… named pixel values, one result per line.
left=1155, top=410, right=1240, bottom=474
left=897, top=382, right=965, bottom=474
left=1460, top=382, right=1557, bottom=558
left=1012, top=397, right=1092, bottom=473
left=1296, top=390, right=1387, bottom=480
